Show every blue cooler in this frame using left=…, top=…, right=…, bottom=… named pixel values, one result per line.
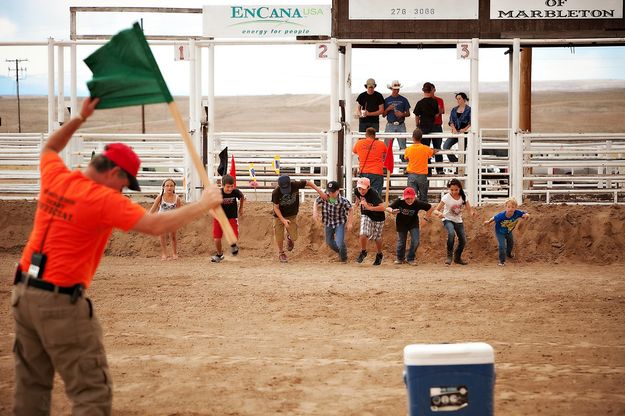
left=403, top=343, right=495, bottom=416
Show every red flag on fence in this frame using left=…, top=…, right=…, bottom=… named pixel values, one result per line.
left=229, top=155, right=237, bottom=187
left=383, top=138, right=394, bottom=172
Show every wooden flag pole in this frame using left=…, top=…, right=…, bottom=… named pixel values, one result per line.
left=168, top=101, right=238, bottom=249
left=384, top=169, right=391, bottom=207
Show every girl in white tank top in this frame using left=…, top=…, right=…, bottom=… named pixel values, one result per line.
left=149, top=178, right=183, bottom=260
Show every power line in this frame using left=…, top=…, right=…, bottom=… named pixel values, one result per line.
left=6, top=59, right=28, bottom=133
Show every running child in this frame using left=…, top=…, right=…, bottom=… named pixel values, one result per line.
left=313, top=181, right=354, bottom=262
left=433, top=178, right=475, bottom=265
left=212, top=174, right=245, bottom=263
left=386, top=187, right=435, bottom=265
left=483, top=197, right=530, bottom=266
left=150, top=178, right=183, bottom=260
left=354, top=177, right=386, bottom=265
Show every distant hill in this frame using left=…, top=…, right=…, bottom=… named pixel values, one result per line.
left=1, top=75, right=625, bottom=97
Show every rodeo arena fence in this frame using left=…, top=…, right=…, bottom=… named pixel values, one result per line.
left=2, top=129, right=624, bottom=204
left=1, top=6, right=624, bottom=205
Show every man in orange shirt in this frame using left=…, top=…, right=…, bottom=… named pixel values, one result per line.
left=404, top=128, right=440, bottom=203
left=352, top=127, right=386, bottom=197
left=11, top=97, right=222, bottom=415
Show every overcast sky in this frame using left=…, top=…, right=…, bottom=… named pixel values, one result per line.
left=1, top=0, right=624, bottom=96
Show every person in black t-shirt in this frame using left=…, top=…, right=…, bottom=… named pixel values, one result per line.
left=272, top=175, right=326, bottom=263
left=211, top=174, right=244, bottom=263
left=386, top=187, right=435, bottom=265
left=356, top=78, right=385, bottom=133
left=413, top=82, right=441, bottom=175
left=353, top=177, right=386, bottom=266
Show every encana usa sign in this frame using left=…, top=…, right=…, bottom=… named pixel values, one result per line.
left=203, top=5, right=331, bottom=38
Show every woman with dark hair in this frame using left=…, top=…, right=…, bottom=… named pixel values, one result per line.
left=433, top=178, right=475, bottom=265
left=443, top=92, right=472, bottom=163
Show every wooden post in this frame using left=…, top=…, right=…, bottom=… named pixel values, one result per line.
left=520, top=47, right=532, bottom=132
left=520, top=47, right=532, bottom=195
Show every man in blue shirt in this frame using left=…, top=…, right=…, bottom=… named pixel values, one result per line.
left=383, top=80, right=411, bottom=162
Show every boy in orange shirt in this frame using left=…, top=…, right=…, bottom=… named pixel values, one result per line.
left=404, top=128, right=440, bottom=203
left=352, top=127, right=387, bottom=197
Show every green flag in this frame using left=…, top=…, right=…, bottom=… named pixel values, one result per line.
left=84, top=22, right=173, bottom=109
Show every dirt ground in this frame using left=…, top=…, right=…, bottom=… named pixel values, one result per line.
left=1, top=200, right=625, bottom=415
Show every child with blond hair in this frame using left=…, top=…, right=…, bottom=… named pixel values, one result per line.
left=150, top=178, right=183, bottom=260
left=484, top=197, right=530, bottom=266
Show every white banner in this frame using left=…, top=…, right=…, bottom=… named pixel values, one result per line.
left=491, top=0, right=623, bottom=19
left=203, top=5, right=331, bottom=38
left=348, top=0, right=479, bottom=20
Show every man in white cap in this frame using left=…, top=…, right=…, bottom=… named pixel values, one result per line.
left=356, top=78, right=385, bottom=133
left=383, top=80, right=411, bottom=162
left=11, top=97, right=223, bottom=415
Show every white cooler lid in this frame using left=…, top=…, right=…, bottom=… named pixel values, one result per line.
left=404, top=342, right=494, bottom=366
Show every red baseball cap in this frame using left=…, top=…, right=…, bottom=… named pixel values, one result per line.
left=102, top=143, right=141, bottom=191
left=403, top=187, right=416, bottom=199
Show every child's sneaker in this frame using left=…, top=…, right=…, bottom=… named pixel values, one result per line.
left=507, top=253, right=514, bottom=259
left=211, top=253, right=224, bottom=263
left=373, top=252, right=383, bottom=266
left=454, top=258, right=469, bottom=265
left=279, top=252, right=288, bottom=263
left=498, top=262, right=505, bottom=267
left=406, top=260, right=416, bottom=266
left=445, top=255, right=452, bottom=266
left=393, top=259, right=404, bottom=265
left=356, top=250, right=367, bottom=263
left=286, top=235, right=295, bottom=252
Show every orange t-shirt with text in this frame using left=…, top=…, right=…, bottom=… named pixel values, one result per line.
left=353, top=138, right=386, bottom=175
left=19, top=152, right=146, bottom=289
left=404, top=143, right=434, bottom=175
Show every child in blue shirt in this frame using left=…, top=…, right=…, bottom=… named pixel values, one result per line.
left=484, top=198, right=530, bottom=266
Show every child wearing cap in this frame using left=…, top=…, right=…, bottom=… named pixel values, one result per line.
left=273, top=175, right=326, bottom=263
left=211, top=174, right=245, bottom=263
left=313, top=181, right=354, bottom=263
left=353, top=177, right=386, bottom=265
left=386, top=187, right=435, bottom=265
left=483, top=197, right=530, bottom=266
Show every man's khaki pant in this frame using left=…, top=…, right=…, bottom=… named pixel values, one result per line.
left=273, top=215, right=298, bottom=245
left=12, top=282, right=112, bottom=416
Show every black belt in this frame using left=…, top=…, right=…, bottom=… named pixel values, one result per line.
left=18, top=273, right=84, bottom=299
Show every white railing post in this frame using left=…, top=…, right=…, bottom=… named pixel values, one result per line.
left=207, top=42, right=216, bottom=185
left=511, top=38, right=523, bottom=203
left=328, top=37, right=339, bottom=182
left=47, top=38, right=55, bottom=134
left=186, top=38, right=197, bottom=201
left=193, top=41, right=203, bottom=201
left=468, top=38, right=479, bottom=205
left=70, top=42, right=79, bottom=169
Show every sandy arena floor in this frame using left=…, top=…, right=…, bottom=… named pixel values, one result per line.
left=1, top=254, right=625, bottom=415
left=1, top=200, right=625, bottom=415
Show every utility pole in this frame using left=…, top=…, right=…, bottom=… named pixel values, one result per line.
left=6, top=59, right=28, bottom=133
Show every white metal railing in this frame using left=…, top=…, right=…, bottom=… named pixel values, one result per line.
left=211, top=132, right=329, bottom=196
left=0, top=134, right=44, bottom=199
left=2, top=131, right=625, bottom=204
left=519, top=133, right=625, bottom=204
left=73, top=133, right=187, bottom=197
left=346, top=131, right=469, bottom=203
